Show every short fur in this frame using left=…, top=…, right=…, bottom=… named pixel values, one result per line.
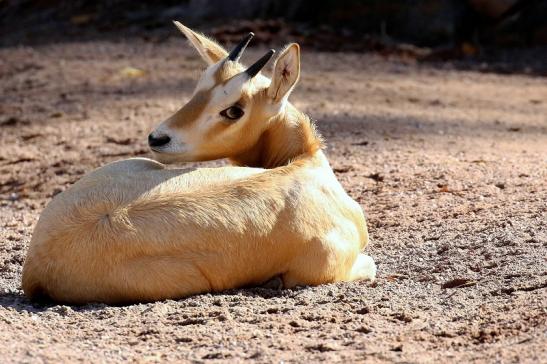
left=22, top=23, right=376, bottom=304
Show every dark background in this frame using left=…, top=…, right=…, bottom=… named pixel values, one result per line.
left=1, top=0, right=547, bottom=73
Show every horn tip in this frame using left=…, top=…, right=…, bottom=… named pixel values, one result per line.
left=245, top=49, right=277, bottom=78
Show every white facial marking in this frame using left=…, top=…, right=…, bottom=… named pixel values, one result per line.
left=197, top=114, right=216, bottom=134
left=210, top=73, right=248, bottom=106
left=151, top=121, right=189, bottom=154
left=196, top=62, right=222, bottom=92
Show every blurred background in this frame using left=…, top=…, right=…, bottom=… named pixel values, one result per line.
left=1, top=0, right=547, bottom=74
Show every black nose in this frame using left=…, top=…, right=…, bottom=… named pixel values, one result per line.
left=148, top=133, right=171, bottom=148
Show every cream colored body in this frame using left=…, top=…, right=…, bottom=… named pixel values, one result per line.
left=23, top=153, right=373, bottom=303
left=22, top=22, right=376, bottom=304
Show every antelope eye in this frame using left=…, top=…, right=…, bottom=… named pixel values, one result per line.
left=220, top=106, right=244, bottom=120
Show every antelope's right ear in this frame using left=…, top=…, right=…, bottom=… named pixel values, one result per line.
left=267, top=43, right=301, bottom=103
left=173, top=21, right=228, bottom=65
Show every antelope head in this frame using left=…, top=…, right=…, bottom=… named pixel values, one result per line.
left=149, top=21, right=301, bottom=164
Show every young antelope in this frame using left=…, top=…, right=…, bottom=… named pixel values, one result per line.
left=22, top=22, right=376, bottom=304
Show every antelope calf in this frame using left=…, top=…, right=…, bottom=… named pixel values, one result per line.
left=22, top=22, right=376, bottom=304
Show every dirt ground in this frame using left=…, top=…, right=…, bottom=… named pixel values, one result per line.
left=0, top=38, right=546, bottom=363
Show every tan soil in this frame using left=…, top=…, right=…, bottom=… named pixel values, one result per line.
left=0, top=39, right=546, bottom=363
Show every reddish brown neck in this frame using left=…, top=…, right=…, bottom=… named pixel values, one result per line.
left=229, top=103, right=322, bottom=168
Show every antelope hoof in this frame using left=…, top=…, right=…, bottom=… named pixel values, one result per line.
left=350, top=254, right=377, bottom=282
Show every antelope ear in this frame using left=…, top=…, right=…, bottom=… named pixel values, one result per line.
left=173, top=21, right=228, bottom=65
left=267, top=43, right=300, bottom=103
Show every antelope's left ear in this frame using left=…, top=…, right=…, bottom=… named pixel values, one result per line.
left=173, top=21, right=228, bottom=65
left=267, top=43, right=300, bottom=103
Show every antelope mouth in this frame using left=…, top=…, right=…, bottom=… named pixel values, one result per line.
left=150, top=150, right=181, bottom=164
left=149, top=147, right=195, bottom=164
left=149, top=146, right=169, bottom=153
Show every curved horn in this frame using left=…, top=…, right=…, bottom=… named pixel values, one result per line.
left=227, top=32, right=254, bottom=62
left=245, top=49, right=275, bottom=78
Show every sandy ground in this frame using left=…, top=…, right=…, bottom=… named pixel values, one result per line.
left=0, top=38, right=546, bottom=363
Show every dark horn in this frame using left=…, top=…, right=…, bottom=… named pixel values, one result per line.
left=245, top=49, right=275, bottom=78
left=227, top=32, right=254, bottom=62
